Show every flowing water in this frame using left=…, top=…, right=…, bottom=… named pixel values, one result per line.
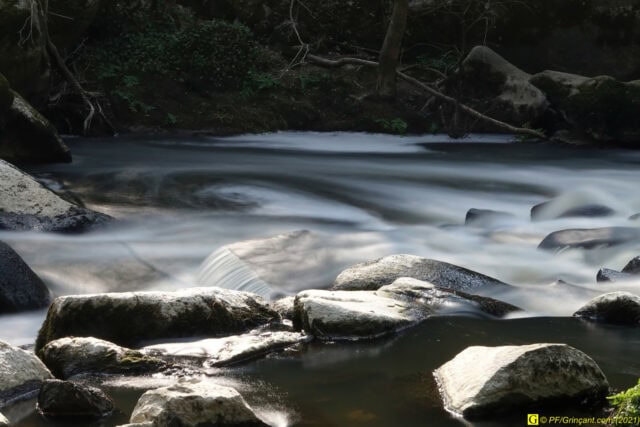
left=2, top=132, right=640, bottom=426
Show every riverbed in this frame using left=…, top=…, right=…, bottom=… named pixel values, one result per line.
left=2, top=132, right=640, bottom=426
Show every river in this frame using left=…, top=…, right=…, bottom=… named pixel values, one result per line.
left=2, top=132, right=640, bottom=426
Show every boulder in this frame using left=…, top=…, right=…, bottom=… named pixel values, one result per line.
left=1, top=91, right=71, bottom=164
left=0, top=241, right=51, bottom=313
left=532, top=72, right=640, bottom=145
left=573, top=292, right=640, bottom=325
left=531, top=201, right=615, bottom=221
left=453, top=46, right=548, bottom=127
left=332, top=254, right=509, bottom=296
left=434, top=343, right=609, bottom=419
left=0, top=160, right=110, bottom=231
left=0, top=340, right=53, bottom=407
left=270, top=296, right=295, bottom=320
left=35, top=287, right=279, bottom=352
left=40, top=337, right=168, bottom=379
left=143, top=329, right=309, bottom=367
left=622, top=256, right=640, bottom=274
left=596, top=268, right=631, bottom=283
left=0, top=0, right=50, bottom=101
left=295, top=278, right=519, bottom=340
left=129, top=380, right=269, bottom=427
left=538, top=227, right=640, bottom=251
left=37, top=379, right=114, bottom=418
left=464, top=208, right=515, bottom=227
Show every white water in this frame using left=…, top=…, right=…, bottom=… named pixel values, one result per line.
left=3, top=132, right=640, bottom=345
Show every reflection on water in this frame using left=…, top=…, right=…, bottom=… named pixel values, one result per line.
left=3, top=132, right=640, bottom=426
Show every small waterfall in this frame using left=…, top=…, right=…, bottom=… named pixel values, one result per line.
left=198, top=247, right=274, bottom=299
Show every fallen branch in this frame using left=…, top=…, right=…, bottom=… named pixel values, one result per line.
left=307, top=54, right=546, bottom=139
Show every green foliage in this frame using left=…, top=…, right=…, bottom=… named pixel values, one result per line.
left=608, top=380, right=640, bottom=417
left=376, top=118, right=408, bottom=135
left=417, top=50, right=459, bottom=74
left=166, top=113, right=178, bottom=126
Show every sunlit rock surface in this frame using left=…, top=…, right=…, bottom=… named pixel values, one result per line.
left=434, top=343, right=609, bottom=419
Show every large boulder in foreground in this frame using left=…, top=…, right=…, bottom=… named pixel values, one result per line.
left=434, top=343, right=608, bottom=419
left=573, top=292, right=640, bottom=325
left=0, top=340, right=53, bottom=407
left=332, top=254, right=509, bottom=296
left=40, top=337, right=168, bottom=379
left=0, top=241, right=51, bottom=313
left=38, top=379, right=114, bottom=419
left=35, top=287, right=279, bottom=352
left=452, top=46, right=548, bottom=128
left=0, top=160, right=110, bottom=232
left=1, top=90, right=71, bottom=164
left=129, top=380, right=269, bottom=427
left=295, top=278, right=519, bottom=340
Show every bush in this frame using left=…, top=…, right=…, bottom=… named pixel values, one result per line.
left=608, top=379, right=640, bottom=418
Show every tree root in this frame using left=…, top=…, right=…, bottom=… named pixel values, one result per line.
left=307, top=54, right=546, bottom=140
left=46, top=40, right=115, bottom=135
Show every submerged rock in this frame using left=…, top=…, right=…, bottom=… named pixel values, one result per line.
left=295, top=278, right=519, bottom=340
left=35, top=287, right=279, bottom=352
left=531, top=201, right=615, bottom=221
left=38, top=379, right=114, bottom=419
left=143, top=330, right=309, bottom=367
left=0, top=160, right=110, bottom=232
left=573, top=292, right=640, bottom=325
left=596, top=268, right=631, bottom=283
left=332, top=254, right=509, bottom=296
left=40, top=337, right=168, bottom=379
left=465, top=208, right=515, bottom=227
left=0, top=241, right=51, bottom=313
left=434, top=343, right=608, bottom=419
left=0, top=340, right=53, bottom=407
left=538, top=227, right=640, bottom=251
left=129, top=380, right=269, bottom=427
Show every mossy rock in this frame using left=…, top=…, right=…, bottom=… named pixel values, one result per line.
left=0, top=90, right=71, bottom=163
left=555, top=76, right=640, bottom=144
left=0, top=73, right=13, bottom=117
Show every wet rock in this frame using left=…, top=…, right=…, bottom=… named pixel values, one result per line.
left=1, top=91, right=71, bottom=164
left=295, top=278, right=519, bottom=340
left=0, top=241, right=51, bottom=313
left=434, top=343, right=609, bottom=419
left=37, top=379, right=114, bottom=419
left=40, top=337, right=168, bottom=379
left=454, top=46, right=548, bottom=127
left=332, top=254, right=509, bottom=296
left=0, top=413, right=7, bottom=426
left=622, top=256, right=640, bottom=274
left=464, top=209, right=516, bottom=227
left=143, top=329, right=309, bottom=367
left=117, top=423, right=153, bottom=427
left=270, top=296, right=295, bottom=320
left=538, top=227, right=640, bottom=251
left=573, top=292, right=640, bottom=325
left=0, top=340, right=53, bottom=407
left=531, top=201, right=615, bottom=221
left=129, top=380, right=269, bottom=427
left=0, top=160, right=110, bottom=232
left=35, top=287, right=279, bottom=352
left=596, top=268, right=631, bottom=283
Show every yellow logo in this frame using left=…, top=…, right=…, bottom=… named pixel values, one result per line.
left=527, top=414, right=539, bottom=425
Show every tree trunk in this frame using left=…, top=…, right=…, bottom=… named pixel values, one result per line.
left=377, top=0, right=409, bottom=98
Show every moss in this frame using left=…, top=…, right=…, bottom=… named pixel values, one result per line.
left=608, top=379, right=640, bottom=417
